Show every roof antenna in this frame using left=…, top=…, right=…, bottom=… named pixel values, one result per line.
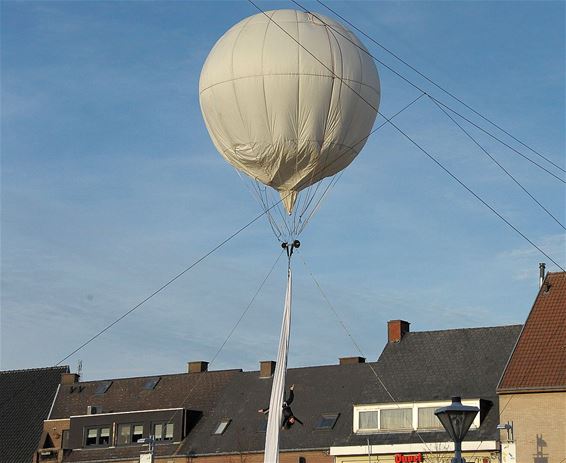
left=77, top=359, right=83, bottom=379
left=539, top=263, right=546, bottom=289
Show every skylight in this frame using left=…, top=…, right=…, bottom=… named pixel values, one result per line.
left=213, top=419, right=231, bottom=435
left=143, top=377, right=161, bottom=390
left=315, top=413, right=339, bottom=430
left=94, top=381, right=113, bottom=395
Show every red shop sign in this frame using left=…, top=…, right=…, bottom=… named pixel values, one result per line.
left=395, top=453, right=423, bottom=463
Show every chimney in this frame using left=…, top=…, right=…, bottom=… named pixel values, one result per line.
left=339, top=356, right=366, bottom=365
left=187, top=361, right=208, bottom=373
left=539, top=263, right=546, bottom=289
left=61, top=373, right=80, bottom=385
left=388, top=320, right=410, bottom=343
left=259, top=361, right=276, bottom=378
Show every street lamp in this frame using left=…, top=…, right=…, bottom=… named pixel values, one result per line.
left=435, top=397, right=479, bottom=463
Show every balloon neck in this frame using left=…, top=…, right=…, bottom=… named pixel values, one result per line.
left=280, top=190, right=298, bottom=214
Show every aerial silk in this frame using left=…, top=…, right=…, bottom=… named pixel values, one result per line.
left=264, top=266, right=292, bottom=463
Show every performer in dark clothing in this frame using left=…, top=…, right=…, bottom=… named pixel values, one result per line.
left=258, top=384, right=303, bottom=429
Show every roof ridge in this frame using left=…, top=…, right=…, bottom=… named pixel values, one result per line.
left=76, top=368, right=242, bottom=384
left=407, top=324, right=522, bottom=335
left=0, top=365, right=69, bottom=374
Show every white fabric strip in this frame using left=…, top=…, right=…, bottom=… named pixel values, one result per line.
left=264, top=266, right=293, bottom=463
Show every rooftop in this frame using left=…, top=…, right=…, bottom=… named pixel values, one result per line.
left=498, top=271, right=566, bottom=393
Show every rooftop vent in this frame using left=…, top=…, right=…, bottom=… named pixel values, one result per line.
left=86, top=405, right=101, bottom=415
left=260, top=361, right=276, bottom=378
left=187, top=361, right=208, bottom=374
left=339, top=356, right=365, bottom=365
left=539, top=263, right=546, bottom=289
left=388, top=320, right=410, bottom=343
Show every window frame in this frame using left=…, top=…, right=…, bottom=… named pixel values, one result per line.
left=116, top=423, right=144, bottom=445
left=314, top=413, right=340, bottom=430
left=84, top=426, right=112, bottom=447
left=353, top=399, right=481, bottom=434
left=212, top=419, right=231, bottom=435
left=152, top=421, right=175, bottom=441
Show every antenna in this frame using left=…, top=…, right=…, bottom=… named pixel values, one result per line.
left=77, top=359, right=83, bottom=378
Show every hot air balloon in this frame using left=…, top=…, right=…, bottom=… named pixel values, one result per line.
left=199, top=9, right=380, bottom=462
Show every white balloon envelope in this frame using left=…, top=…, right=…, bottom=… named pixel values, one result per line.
left=199, top=9, right=380, bottom=214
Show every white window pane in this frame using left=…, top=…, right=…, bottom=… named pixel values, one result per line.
left=381, top=408, right=412, bottom=430
left=359, top=411, right=379, bottom=430
left=133, top=425, right=143, bottom=435
left=418, top=407, right=443, bottom=429
left=165, top=423, right=174, bottom=438
left=100, top=428, right=110, bottom=437
left=87, top=429, right=98, bottom=438
left=154, top=424, right=163, bottom=439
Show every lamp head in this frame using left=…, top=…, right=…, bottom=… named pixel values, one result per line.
left=434, top=397, right=479, bottom=442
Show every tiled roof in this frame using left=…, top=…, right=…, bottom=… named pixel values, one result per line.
left=0, top=365, right=69, bottom=463
left=498, top=272, right=566, bottom=392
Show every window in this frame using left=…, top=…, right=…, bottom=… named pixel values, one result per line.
left=84, top=427, right=111, bottom=446
left=94, top=381, right=113, bottom=395
left=154, top=422, right=174, bottom=441
left=354, top=399, right=481, bottom=434
left=143, top=377, right=161, bottom=390
left=213, top=419, right=231, bottom=435
left=381, top=408, right=411, bottom=430
left=133, top=424, right=144, bottom=443
left=117, top=424, right=131, bottom=445
left=315, top=413, right=340, bottom=430
left=116, top=424, right=143, bottom=445
left=418, top=407, right=443, bottom=429
left=358, top=410, right=379, bottom=431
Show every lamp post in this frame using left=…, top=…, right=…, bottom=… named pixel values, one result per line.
left=435, top=397, right=479, bottom=463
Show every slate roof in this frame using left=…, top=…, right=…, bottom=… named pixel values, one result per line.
left=49, top=368, right=241, bottom=419
left=183, top=324, right=521, bottom=455
left=0, top=365, right=69, bottom=463
left=498, top=272, right=566, bottom=392
left=48, top=324, right=521, bottom=461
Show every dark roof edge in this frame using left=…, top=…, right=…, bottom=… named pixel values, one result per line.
left=74, top=368, right=243, bottom=385
left=0, top=365, right=69, bottom=374
left=496, top=278, right=549, bottom=391
left=497, top=385, right=566, bottom=394
left=410, top=324, right=522, bottom=335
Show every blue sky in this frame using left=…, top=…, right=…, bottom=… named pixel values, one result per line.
left=1, top=0, right=564, bottom=380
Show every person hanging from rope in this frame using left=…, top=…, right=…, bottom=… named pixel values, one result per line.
left=258, top=384, right=303, bottom=429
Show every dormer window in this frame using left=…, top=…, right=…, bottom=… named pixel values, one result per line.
left=354, top=400, right=481, bottom=433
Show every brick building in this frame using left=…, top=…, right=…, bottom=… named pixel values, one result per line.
left=497, top=271, right=566, bottom=463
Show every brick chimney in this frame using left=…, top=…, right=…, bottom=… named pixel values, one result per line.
left=339, top=356, right=366, bottom=365
left=187, top=361, right=208, bottom=373
left=388, top=320, right=410, bottom=343
left=60, top=373, right=80, bottom=385
left=260, top=361, right=276, bottom=378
